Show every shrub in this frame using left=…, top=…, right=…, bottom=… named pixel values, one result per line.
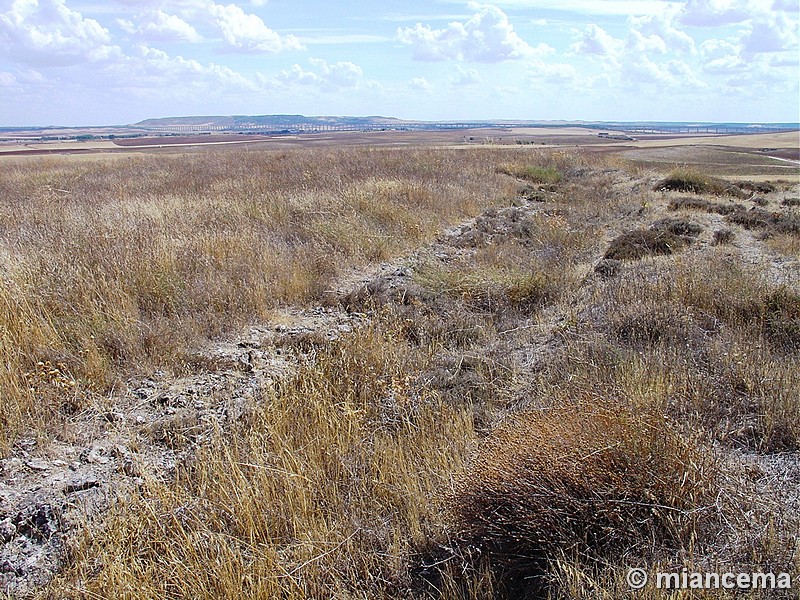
left=726, top=208, right=800, bottom=236
left=651, top=217, right=704, bottom=237
left=712, top=228, right=735, bottom=245
left=450, top=404, right=717, bottom=597
left=498, top=164, right=563, bottom=185
left=668, top=196, right=738, bottom=215
left=655, top=169, right=744, bottom=197
left=604, top=229, right=688, bottom=260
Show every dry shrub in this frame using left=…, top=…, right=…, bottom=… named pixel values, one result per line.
left=712, top=228, right=735, bottom=245
left=650, top=217, right=704, bottom=237
left=655, top=168, right=744, bottom=197
left=726, top=207, right=800, bottom=236
left=450, top=403, right=717, bottom=597
left=604, top=229, right=688, bottom=260
left=668, top=196, right=738, bottom=215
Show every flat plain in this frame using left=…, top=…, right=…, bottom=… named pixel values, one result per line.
left=0, top=130, right=798, bottom=599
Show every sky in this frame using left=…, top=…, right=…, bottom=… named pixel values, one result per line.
left=0, top=0, right=798, bottom=126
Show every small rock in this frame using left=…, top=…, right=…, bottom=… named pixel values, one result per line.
left=23, top=460, right=49, bottom=472
left=64, top=478, right=100, bottom=494
left=52, top=460, right=68, bottom=468
left=0, top=518, right=16, bottom=542
left=80, top=445, right=108, bottom=465
left=102, top=412, right=125, bottom=423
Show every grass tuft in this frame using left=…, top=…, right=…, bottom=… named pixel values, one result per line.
left=450, top=403, right=717, bottom=597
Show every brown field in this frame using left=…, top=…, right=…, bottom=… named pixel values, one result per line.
left=0, top=139, right=799, bottom=599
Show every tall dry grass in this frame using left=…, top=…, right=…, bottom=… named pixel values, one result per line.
left=3, top=149, right=795, bottom=599
left=0, top=147, right=523, bottom=452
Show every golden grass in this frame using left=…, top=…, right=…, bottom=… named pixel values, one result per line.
left=47, top=318, right=475, bottom=599
left=0, top=147, right=521, bottom=452
left=1, top=149, right=795, bottom=599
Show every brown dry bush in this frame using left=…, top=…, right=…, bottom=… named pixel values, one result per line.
left=650, top=217, right=704, bottom=237
left=655, top=168, right=745, bottom=197
left=712, top=228, right=735, bottom=245
left=604, top=229, right=689, bottom=260
left=726, top=207, right=800, bottom=236
left=668, top=196, right=739, bottom=215
left=449, top=403, right=718, bottom=598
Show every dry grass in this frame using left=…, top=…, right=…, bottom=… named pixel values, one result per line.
left=2, top=151, right=795, bottom=599
left=449, top=403, right=718, bottom=598
left=0, top=147, right=518, bottom=452
left=47, top=317, right=476, bottom=599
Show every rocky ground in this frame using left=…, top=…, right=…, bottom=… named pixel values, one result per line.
left=2, top=172, right=798, bottom=598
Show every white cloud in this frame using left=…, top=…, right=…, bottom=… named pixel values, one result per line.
left=628, top=13, right=695, bottom=54
left=529, top=60, right=578, bottom=84
left=450, top=65, right=481, bottom=85
left=117, top=9, right=201, bottom=42
left=409, top=76, right=432, bottom=90
left=0, top=0, right=120, bottom=66
left=680, top=0, right=750, bottom=26
left=277, top=57, right=362, bottom=89
left=700, top=37, right=746, bottom=73
left=396, top=4, right=551, bottom=62
left=207, top=2, right=303, bottom=53
left=571, top=24, right=623, bottom=57
left=0, top=70, right=16, bottom=85
left=741, top=13, right=799, bottom=54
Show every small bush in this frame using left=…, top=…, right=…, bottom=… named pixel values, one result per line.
left=604, top=229, right=688, bottom=260
left=727, top=208, right=800, bottom=236
left=450, top=404, right=717, bottom=596
left=712, top=228, right=735, bottom=245
left=655, top=169, right=744, bottom=197
left=737, top=181, right=776, bottom=194
left=651, top=217, right=704, bottom=237
left=668, top=196, right=738, bottom=215
left=781, top=197, right=800, bottom=207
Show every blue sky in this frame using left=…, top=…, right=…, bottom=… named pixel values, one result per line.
left=0, top=0, right=798, bottom=125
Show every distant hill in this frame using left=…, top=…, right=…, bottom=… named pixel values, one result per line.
left=133, top=114, right=409, bottom=131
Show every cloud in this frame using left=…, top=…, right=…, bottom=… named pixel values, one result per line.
left=206, top=2, right=303, bottom=53
left=277, top=57, right=362, bottom=89
left=105, top=43, right=259, bottom=94
left=0, top=0, right=120, bottom=66
left=741, top=13, right=799, bottom=55
left=409, top=77, right=432, bottom=90
left=450, top=65, right=481, bottom=85
left=571, top=24, right=623, bottom=57
left=679, top=0, right=750, bottom=26
left=0, top=70, right=16, bottom=85
left=396, top=3, right=551, bottom=62
left=117, top=9, right=201, bottom=42
left=628, top=13, right=695, bottom=54
left=700, top=38, right=746, bottom=73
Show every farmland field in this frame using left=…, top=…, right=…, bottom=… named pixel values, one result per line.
left=0, top=135, right=798, bottom=599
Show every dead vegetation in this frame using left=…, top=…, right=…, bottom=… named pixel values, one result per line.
left=1, top=147, right=798, bottom=599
